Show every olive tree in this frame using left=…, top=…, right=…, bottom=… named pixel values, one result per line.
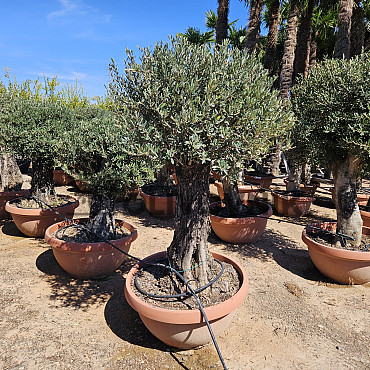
left=291, top=54, right=370, bottom=249
left=108, top=38, right=293, bottom=285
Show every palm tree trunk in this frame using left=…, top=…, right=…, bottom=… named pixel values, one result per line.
left=216, top=0, right=229, bottom=45
left=334, top=0, right=353, bottom=59
left=245, top=0, right=263, bottom=53
left=293, top=0, right=315, bottom=81
left=263, top=0, right=280, bottom=75
left=279, top=0, right=299, bottom=101
left=350, top=0, right=364, bottom=57
left=309, top=36, right=317, bottom=70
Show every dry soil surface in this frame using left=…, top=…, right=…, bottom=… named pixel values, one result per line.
left=0, top=179, right=369, bottom=370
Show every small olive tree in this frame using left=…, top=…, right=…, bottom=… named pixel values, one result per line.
left=57, top=107, right=156, bottom=239
left=108, top=38, right=294, bottom=285
left=291, top=54, right=370, bottom=249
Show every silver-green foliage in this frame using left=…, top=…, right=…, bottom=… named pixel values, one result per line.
left=109, top=38, right=294, bottom=177
left=291, top=54, right=370, bottom=167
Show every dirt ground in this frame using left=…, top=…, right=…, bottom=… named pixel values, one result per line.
left=1, top=177, right=369, bottom=370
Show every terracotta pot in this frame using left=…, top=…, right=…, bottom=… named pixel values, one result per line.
left=124, top=251, right=249, bottom=349
left=272, top=191, right=315, bottom=217
left=302, top=222, right=370, bottom=284
left=45, top=218, right=137, bottom=279
left=244, top=174, right=274, bottom=189
left=115, top=187, right=139, bottom=202
left=330, top=187, right=370, bottom=206
left=53, top=169, right=75, bottom=186
left=210, top=200, right=272, bottom=243
left=139, top=189, right=176, bottom=218
left=211, top=170, right=222, bottom=181
left=361, top=208, right=370, bottom=227
left=5, top=196, right=79, bottom=237
left=283, top=179, right=319, bottom=197
left=214, top=182, right=261, bottom=203
left=74, top=180, right=92, bottom=193
left=0, top=190, right=30, bottom=219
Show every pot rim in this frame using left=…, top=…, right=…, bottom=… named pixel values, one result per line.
left=125, top=250, right=249, bottom=324
left=302, top=221, right=370, bottom=261
left=209, top=200, right=272, bottom=225
left=45, top=218, right=137, bottom=252
left=139, top=188, right=176, bottom=200
left=5, top=195, right=79, bottom=216
left=272, top=191, right=315, bottom=202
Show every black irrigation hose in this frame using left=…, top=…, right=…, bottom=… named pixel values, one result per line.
left=28, top=195, right=229, bottom=370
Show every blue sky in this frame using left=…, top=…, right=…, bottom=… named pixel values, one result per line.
left=1, top=0, right=250, bottom=97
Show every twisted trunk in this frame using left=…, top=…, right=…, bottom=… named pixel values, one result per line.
left=0, top=154, right=23, bottom=192
left=222, top=177, right=244, bottom=217
left=216, top=0, right=229, bottom=45
left=263, top=0, right=280, bottom=75
left=334, top=0, right=353, bottom=59
left=279, top=0, right=299, bottom=101
left=168, top=162, right=212, bottom=287
left=245, top=0, right=263, bottom=53
left=286, top=161, right=302, bottom=191
left=332, top=155, right=362, bottom=250
left=31, top=157, right=54, bottom=195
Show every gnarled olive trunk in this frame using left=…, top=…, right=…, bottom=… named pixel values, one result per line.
left=332, top=155, right=363, bottom=249
left=87, top=192, right=116, bottom=240
left=286, top=161, right=302, bottom=191
left=31, top=157, right=54, bottom=195
left=168, top=162, right=212, bottom=286
left=0, top=154, right=23, bottom=192
left=222, top=177, right=244, bottom=217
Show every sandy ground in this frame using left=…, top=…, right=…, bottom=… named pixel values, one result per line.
left=0, top=178, right=369, bottom=370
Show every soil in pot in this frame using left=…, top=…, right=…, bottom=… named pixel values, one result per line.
left=5, top=195, right=79, bottom=237
left=209, top=200, right=272, bottom=244
left=272, top=190, right=315, bottom=218
left=140, top=183, right=177, bottom=218
left=125, top=251, right=248, bottom=349
left=45, top=218, right=137, bottom=279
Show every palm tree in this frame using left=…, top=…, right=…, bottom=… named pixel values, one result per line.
left=216, top=0, right=229, bottom=44
left=279, top=0, right=300, bottom=101
left=334, top=0, right=354, bottom=59
left=350, top=0, right=365, bottom=56
left=263, top=0, right=281, bottom=74
left=245, top=0, right=264, bottom=53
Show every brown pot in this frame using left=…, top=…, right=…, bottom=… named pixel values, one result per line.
left=272, top=191, right=315, bottom=217
left=330, top=187, right=370, bottom=206
left=214, top=182, right=261, bottom=203
left=124, top=250, right=249, bottom=349
left=211, top=170, right=222, bottom=181
left=244, top=174, right=274, bottom=189
left=210, top=200, right=272, bottom=244
left=115, top=187, right=139, bottom=202
left=5, top=196, right=79, bottom=237
left=139, top=189, right=176, bottom=218
left=74, top=180, right=92, bottom=193
left=45, top=218, right=137, bottom=279
left=0, top=190, right=30, bottom=219
left=53, top=169, right=74, bottom=186
left=283, top=179, right=319, bottom=197
left=302, top=222, right=370, bottom=284
left=361, top=208, right=370, bottom=227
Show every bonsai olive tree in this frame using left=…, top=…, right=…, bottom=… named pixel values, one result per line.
left=57, top=107, right=156, bottom=239
left=291, top=54, right=370, bottom=249
left=108, top=38, right=294, bottom=285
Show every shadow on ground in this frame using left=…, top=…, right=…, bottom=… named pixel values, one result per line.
left=36, top=249, right=137, bottom=310
left=1, top=219, right=25, bottom=237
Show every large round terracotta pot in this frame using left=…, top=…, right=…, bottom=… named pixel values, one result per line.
left=5, top=196, right=79, bottom=237
left=214, top=182, right=261, bottom=203
left=283, top=179, right=319, bottom=197
left=330, top=187, right=370, bottom=206
left=45, top=218, right=137, bottom=279
left=0, top=190, right=30, bottom=219
left=272, top=191, right=315, bottom=217
left=53, top=169, right=75, bottom=186
left=361, top=208, right=370, bottom=227
left=244, top=174, right=274, bottom=189
left=139, top=189, right=176, bottom=218
left=209, top=200, right=272, bottom=243
left=302, top=222, right=370, bottom=284
left=124, top=251, right=249, bottom=349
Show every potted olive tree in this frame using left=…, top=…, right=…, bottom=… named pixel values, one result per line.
left=108, top=38, right=294, bottom=348
left=44, top=108, right=156, bottom=278
left=292, top=54, right=370, bottom=284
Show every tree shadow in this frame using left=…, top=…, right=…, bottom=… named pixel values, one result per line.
left=36, top=249, right=137, bottom=311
